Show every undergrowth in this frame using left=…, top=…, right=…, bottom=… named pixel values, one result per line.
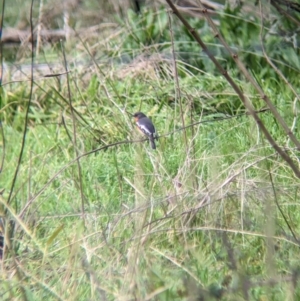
left=1, top=1, right=300, bottom=300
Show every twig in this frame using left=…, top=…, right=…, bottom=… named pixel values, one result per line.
left=167, top=10, right=188, bottom=149
left=61, top=40, right=86, bottom=220
left=0, top=0, right=6, bottom=174
left=7, top=0, right=35, bottom=205
left=164, top=0, right=300, bottom=178
left=198, top=2, right=300, bottom=152
left=258, top=1, right=300, bottom=149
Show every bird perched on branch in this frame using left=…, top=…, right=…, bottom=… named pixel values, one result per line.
left=133, top=112, right=156, bottom=149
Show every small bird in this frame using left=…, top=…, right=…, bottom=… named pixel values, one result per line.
left=133, top=112, right=156, bottom=149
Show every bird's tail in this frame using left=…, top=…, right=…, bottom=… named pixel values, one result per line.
left=150, top=136, right=156, bottom=150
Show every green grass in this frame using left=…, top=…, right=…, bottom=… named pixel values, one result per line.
left=2, top=3, right=300, bottom=301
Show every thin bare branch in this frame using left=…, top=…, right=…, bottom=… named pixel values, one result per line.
left=164, top=0, right=300, bottom=178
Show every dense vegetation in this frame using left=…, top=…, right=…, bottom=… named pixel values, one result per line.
left=1, top=0, right=300, bottom=300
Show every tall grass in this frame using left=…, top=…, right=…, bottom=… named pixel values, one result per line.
left=1, top=1, right=300, bottom=300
